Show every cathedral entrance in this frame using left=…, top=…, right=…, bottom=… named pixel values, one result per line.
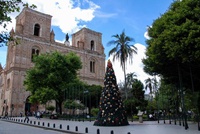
left=24, top=97, right=31, bottom=115
left=1, top=105, right=8, bottom=116
left=24, top=96, right=38, bottom=116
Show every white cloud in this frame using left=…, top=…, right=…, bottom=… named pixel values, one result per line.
left=94, top=11, right=118, bottom=18
left=4, top=0, right=100, bottom=34
left=106, top=43, right=152, bottom=86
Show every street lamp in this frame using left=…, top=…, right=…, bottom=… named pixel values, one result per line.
left=83, top=90, right=89, bottom=121
left=156, top=91, right=159, bottom=123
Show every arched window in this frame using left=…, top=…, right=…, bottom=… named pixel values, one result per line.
left=77, top=41, right=79, bottom=48
left=90, top=60, right=95, bottom=73
left=34, top=24, right=40, bottom=36
left=91, top=40, right=94, bottom=51
left=31, top=47, right=40, bottom=61
left=7, top=79, right=10, bottom=89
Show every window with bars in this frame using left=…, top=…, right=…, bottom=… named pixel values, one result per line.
left=34, top=24, right=40, bottom=36
left=7, top=79, right=10, bottom=89
left=90, top=60, right=95, bottom=73
left=91, top=40, right=94, bottom=51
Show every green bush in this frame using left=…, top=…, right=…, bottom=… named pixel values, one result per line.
left=133, top=115, right=139, bottom=120
left=143, top=114, right=148, bottom=120
left=91, top=108, right=99, bottom=117
left=46, top=105, right=55, bottom=112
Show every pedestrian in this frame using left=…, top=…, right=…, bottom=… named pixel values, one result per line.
left=24, top=111, right=29, bottom=123
left=20, top=112, right=23, bottom=117
left=33, top=111, right=35, bottom=117
left=36, top=111, right=40, bottom=120
left=5, top=112, right=8, bottom=119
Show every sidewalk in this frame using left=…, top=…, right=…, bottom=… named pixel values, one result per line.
left=1, top=117, right=200, bottom=134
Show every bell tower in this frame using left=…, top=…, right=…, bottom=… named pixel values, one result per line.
left=15, top=7, right=52, bottom=41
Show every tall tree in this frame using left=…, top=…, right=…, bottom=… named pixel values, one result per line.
left=126, top=72, right=137, bottom=89
left=145, top=78, right=153, bottom=97
left=108, top=30, right=137, bottom=99
left=24, top=51, right=82, bottom=114
left=0, top=0, right=36, bottom=46
left=145, top=77, right=158, bottom=101
left=131, top=79, right=147, bottom=110
left=143, top=0, right=200, bottom=91
left=143, top=0, right=200, bottom=127
left=124, top=79, right=147, bottom=115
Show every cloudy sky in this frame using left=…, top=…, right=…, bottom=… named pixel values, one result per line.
left=0, top=0, right=174, bottom=87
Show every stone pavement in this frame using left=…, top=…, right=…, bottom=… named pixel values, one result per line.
left=1, top=117, right=200, bottom=134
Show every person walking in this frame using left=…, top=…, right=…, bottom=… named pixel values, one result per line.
left=20, top=112, right=23, bottom=117
left=24, top=111, right=29, bottom=123
left=36, top=111, right=40, bottom=120
left=4, top=112, right=8, bottom=119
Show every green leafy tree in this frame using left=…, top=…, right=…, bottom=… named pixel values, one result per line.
left=0, top=0, right=36, bottom=46
left=131, top=79, right=147, bottom=110
left=108, top=30, right=137, bottom=100
left=124, top=79, right=147, bottom=116
left=84, top=85, right=102, bottom=114
left=64, top=99, right=84, bottom=115
left=156, top=81, right=177, bottom=114
left=63, top=84, right=102, bottom=115
left=24, top=51, right=82, bottom=114
left=123, top=99, right=136, bottom=116
left=143, top=0, right=200, bottom=91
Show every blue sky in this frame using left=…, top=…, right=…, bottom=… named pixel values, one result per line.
left=0, top=0, right=174, bottom=85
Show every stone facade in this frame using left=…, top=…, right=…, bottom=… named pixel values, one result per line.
left=0, top=8, right=105, bottom=116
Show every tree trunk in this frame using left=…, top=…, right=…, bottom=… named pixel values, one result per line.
left=56, top=101, right=62, bottom=115
left=123, top=62, right=127, bottom=100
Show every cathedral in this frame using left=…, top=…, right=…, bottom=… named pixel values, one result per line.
left=0, top=7, right=105, bottom=116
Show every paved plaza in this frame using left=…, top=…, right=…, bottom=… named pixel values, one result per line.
left=1, top=117, right=200, bottom=134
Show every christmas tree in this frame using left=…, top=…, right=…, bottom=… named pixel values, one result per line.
left=94, top=60, right=129, bottom=126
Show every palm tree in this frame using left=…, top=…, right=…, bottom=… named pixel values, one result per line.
left=145, top=78, right=153, bottom=95
left=145, top=77, right=158, bottom=100
left=152, top=76, right=158, bottom=94
left=108, top=30, right=137, bottom=99
left=126, top=72, right=137, bottom=89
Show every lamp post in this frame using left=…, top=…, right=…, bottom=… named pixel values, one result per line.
left=131, top=102, right=133, bottom=122
left=89, top=91, right=91, bottom=122
left=156, top=90, right=159, bottom=123
left=83, top=90, right=89, bottom=121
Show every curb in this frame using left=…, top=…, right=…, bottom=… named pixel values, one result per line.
left=1, top=118, right=84, bottom=134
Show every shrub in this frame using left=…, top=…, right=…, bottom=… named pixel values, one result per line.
left=91, top=108, right=99, bottom=117
left=46, top=105, right=55, bottom=112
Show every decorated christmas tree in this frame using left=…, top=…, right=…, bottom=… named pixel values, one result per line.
left=94, top=60, right=129, bottom=126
